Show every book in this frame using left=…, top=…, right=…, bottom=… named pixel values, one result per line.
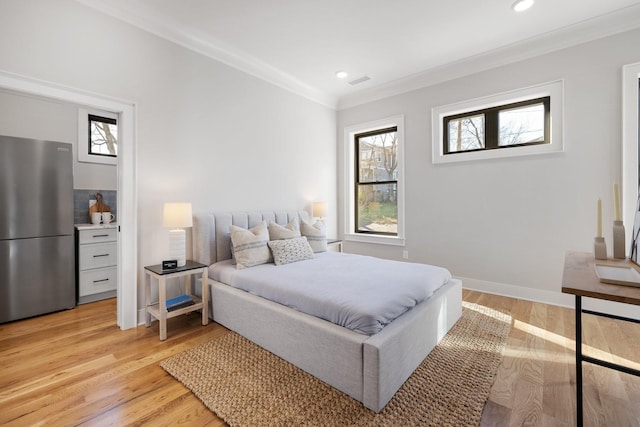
left=166, top=294, right=194, bottom=311
left=167, top=300, right=195, bottom=312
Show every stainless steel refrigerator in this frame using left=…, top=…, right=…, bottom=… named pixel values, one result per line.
left=0, top=135, right=76, bottom=323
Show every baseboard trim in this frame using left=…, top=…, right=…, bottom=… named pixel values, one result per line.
left=459, top=276, right=640, bottom=321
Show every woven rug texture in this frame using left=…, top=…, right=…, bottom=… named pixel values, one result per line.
left=160, top=302, right=511, bottom=427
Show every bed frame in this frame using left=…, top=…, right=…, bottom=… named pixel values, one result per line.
left=192, top=210, right=462, bottom=413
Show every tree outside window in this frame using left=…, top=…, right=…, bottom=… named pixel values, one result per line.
left=444, top=97, right=549, bottom=155
left=89, top=114, right=117, bottom=157
left=355, top=127, right=398, bottom=235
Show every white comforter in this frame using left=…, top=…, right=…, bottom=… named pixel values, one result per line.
left=209, top=251, right=452, bottom=335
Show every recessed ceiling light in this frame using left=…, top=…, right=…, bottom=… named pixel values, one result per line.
left=512, top=0, right=534, bottom=12
left=335, top=71, right=348, bottom=79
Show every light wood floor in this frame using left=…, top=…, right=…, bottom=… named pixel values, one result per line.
left=1, top=291, right=639, bottom=426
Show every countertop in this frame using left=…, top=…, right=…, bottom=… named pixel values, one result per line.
left=75, top=223, right=118, bottom=230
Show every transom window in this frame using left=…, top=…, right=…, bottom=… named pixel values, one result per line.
left=355, top=126, right=398, bottom=236
left=432, top=80, right=563, bottom=164
left=443, top=97, right=550, bottom=155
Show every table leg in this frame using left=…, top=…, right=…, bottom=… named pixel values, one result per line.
left=201, top=269, right=208, bottom=325
left=159, top=276, right=167, bottom=341
left=184, top=273, right=191, bottom=296
left=575, top=295, right=583, bottom=427
left=144, top=272, right=151, bottom=327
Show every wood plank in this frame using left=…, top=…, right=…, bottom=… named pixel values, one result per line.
left=1, top=292, right=639, bottom=426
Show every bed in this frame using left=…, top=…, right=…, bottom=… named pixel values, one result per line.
left=192, top=210, right=462, bottom=413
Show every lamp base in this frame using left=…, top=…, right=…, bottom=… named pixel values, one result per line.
left=168, top=229, right=186, bottom=267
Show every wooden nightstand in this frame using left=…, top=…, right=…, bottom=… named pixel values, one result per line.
left=327, top=239, right=343, bottom=252
left=144, top=260, right=208, bottom=340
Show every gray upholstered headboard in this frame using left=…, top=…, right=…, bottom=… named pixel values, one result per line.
left=192, top=210, right=310, bottom=266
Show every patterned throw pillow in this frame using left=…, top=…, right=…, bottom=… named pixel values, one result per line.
left=300, top=220, right=327, bottom=253
left=267, top=236, right=314, bottom=266
left=268, top=217, right=301, bottom=241
left=229, top=221, right=272, bottom=269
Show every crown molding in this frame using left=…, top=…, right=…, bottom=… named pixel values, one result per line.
left=337, top=4, right=640, bottom=110
left=75, top=0, right=338, bottom=109
left=76, top=1, right=640, bottom=112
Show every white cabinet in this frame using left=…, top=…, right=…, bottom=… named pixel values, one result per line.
left=76, top=225, right=117, bottom=304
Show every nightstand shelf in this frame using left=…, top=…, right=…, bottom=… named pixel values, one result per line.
left=146, top=294, right=204, bottom=319
left=144, top=260, right=208, bottom=340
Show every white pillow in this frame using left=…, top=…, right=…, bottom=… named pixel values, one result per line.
left=229, top=221, right=272, bottom=269
left=268, top=217, right=301, bottom=241
left=267, top=236, right=314, bottom=266
left=300, top=220, right=327, bottom=253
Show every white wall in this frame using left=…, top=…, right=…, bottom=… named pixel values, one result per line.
left=338, top=28, right=640, bottom=314
left=0, top=0, right=336, bottom=312
left=0, top=88, right=117, bottom=190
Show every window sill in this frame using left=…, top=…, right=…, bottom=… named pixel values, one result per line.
left=344, top=233, right=405, bottom=247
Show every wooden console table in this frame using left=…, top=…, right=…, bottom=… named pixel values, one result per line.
left=561, top=251, right=640, bottom=426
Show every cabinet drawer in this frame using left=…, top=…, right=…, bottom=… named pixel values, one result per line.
left=78, top=228, right=117, bottom=244
left=79, top=267, right=117, bottom=296
left=79, top=242, right=117, bottom=270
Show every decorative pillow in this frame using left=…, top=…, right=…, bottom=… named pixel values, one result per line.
left=267, top=236, right=314, bottom=266
left=229, top=221, right=272, bottom=269
left=268, top=217, right=300, bottom=241
left=300, top=220, right=327, bottom=253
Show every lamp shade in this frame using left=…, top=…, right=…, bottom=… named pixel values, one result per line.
left=163, top=203, right=193, bottom=228
left=312, top=201, right=327, bottom=219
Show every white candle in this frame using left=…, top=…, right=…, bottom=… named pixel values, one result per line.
left=597, top=198, right=602, bottom=237
left=614, top=183, right=621, bottom=221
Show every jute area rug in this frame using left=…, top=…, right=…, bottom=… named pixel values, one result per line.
left=161, top=302, right=511, bottom=427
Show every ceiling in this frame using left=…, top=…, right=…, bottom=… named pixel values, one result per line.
left=78, top=0, right=640, bottom=108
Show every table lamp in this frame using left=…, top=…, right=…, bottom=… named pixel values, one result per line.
left=313, top=201, right=327, bottom=222
left=163, top=202, right=192, bottom=267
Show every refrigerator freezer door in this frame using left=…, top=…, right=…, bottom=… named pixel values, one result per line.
left=0, top=235, right=76, bottom=323
left=0, top=135, right=74, bottom=240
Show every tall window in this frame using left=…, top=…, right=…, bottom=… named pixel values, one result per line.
left=355, top=126, right=398, bottom=236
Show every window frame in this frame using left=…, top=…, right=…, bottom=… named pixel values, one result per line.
left=354, top=126, right=399, bottom=237
left=443, top=96, right=550, bottom=155
left=88, top=114, right=118, bottom=158
left=78, top=108, right=118, bottom=165
left=432, top=80, right=564, bottom=164
left=343, top=115, right=405, bottom=246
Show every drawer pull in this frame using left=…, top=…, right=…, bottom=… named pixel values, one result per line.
left=93, top=278, right=109, bottom=283
left=93, top=254, right=110, bottom=258
left=92, top=234, right=109, bottom=238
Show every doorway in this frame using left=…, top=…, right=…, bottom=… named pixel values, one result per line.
left=0, top=71, right=138, bottom=329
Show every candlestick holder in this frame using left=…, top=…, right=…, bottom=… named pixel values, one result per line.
left=613, top=220, right=626, bottom=259
left=594, top=237, right=607, bottom=260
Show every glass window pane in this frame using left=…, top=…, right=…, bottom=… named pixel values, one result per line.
left=447, top=114, right=485, bottom=152
left=499, top=103, right=544, bottom=146
left=358, top=130, right=397, bottom=183
left=357, top=183, right=397, bottom=234
left=89, top=115, right=118, bottom=156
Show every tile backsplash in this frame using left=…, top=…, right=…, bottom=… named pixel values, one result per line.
left=73, top=189, right=117, bottom=225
